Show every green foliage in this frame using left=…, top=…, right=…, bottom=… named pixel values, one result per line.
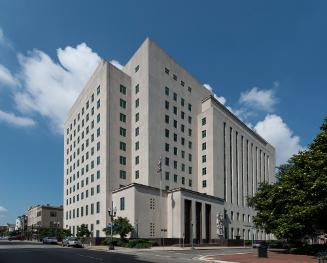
left=103, top=217, right=134, bottom=241
left=76, top=224, right=90, bottom=242
left=38, top=228, right=71, bottom=239
left=248, top=117, right=327, bottom=240
left=127, top=239, right=152, bottom=248
left=289, top=244, right=327, bottom=255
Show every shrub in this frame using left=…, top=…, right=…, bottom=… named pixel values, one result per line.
left=289, top=244, right=327, bottom=255
left=127, top=239, right=152, bottom=248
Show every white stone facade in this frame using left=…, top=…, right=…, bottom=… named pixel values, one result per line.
left=64, top=38, right=275, bottom=241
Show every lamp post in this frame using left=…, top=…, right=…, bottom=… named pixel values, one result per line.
left=107, top=201, right=117, bottom=250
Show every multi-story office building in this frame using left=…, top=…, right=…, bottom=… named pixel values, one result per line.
left=64, top=38, right=275, bottom=242
left=27, top=204, right=63, bottom=229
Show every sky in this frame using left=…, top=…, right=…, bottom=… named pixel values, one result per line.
left=0, top=0, right=326, bottom=224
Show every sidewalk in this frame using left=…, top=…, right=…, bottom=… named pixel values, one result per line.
left=200, top=251, right=317, bottom=263
left=85, top=245, right=253, bottom=252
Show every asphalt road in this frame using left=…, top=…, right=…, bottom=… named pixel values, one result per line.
left=0, top=240, right=255, bottom=263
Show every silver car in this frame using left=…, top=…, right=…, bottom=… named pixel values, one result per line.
left=42, top=237, right=58, bottom=244
left=62, top=237, right=83, bottom=248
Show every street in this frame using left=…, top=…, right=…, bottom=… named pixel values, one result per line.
left=0, top=240, right=255, bottom=263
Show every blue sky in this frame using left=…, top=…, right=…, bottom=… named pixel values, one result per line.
left=0, top=0, right=326, bottom=224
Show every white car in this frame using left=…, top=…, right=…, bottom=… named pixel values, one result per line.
left=62, top=237, right=83, bottom=248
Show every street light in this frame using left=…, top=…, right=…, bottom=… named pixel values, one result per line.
left=107, top=202, right=117, bottom=250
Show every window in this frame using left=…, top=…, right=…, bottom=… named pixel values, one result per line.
left=135, top=156, right=139, bottom=165
left=174, top=160, right=177, bottom=169
left=165, top=171, right=169, bottom=180
left=97, top=128, right=100, bottom=137
left=135, top=127, right=139, bottom=136
left=120, top=170, right=126, bottom=179
left=91, top=93, right=94, bottom=102
left=135, top=65, right=139, bottom=72
left=135, top=84, right=139, bottom=94
left=120, top=197, right=125, bottom=210
left=202, top=180, right=207, bottom=188
left=120, top=99, right=126, bottom=109
left=173, top=106, right=177, bottom=115
left=120, top=85, right=126, bottom=95
left=174, top=174, right=178, bottom=183
left=188, top=86, right=192, bottom=93
left=173, top=147, right=177, bottom=156
left=91, top=203, right=94, bottom=215
left=120, top=156, right=126, bottom=165
left=97, top=85, right=100, bottom=95
left=120, top=113, right=126, bottom=123
left=202, top=142, right=206, bottom=150
left=174, top=133, right=177, bottom=142
left=97, top=99, right=100, bottom=109
left=165, top=115, right=169, bottom=124
left=135, top=141, right=139, bottom=150
left=181, top=111, right=185, bottom=119
left=135, top=113, right=139, bottom=122
left=120, top=142, right=126, bottom=151
left=202, top=117, right=206, bottom=126
left=165, top=67, right=169, bottom=74
left=165, top=143, right=169, bottom=152
left=188, top=116, right=192, bottom=124
left=165, top=101, right=169, bottom=110
left=97, top=113, right=100, bottom=123
left=173, top=92, right=177, bottom=101
left=202, top=130, right=206, bottom=138
left=165, top=157, right=169, bottom=166
left=135, top=98, right=139, bottom=108
left=173, top=74, right=177, bottom=81
left=182, top=177, right=185, bottom=185
left=165, top=86, right=169, bottom=96
left=173, top=120, right=177, bottom=128
left=202, top=167, right=207, bottom=175
left=135, top=170, right=139, bottom=179
left=97, top=170, right=100, bottom=179
left=181, top=80, right=185, bottom=87
left=120, top=127, right=126, bottom=137
left=189, top=179, right=192, bottom=187
left=188, top=103, right=192, bottom=112
left=97, top=202, right=100, bottom=214
left=165, top=129, right=169, bottom=138
left=202, top=155, right=207, bottom=163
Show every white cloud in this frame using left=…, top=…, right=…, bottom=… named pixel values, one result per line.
left=0, top=206, right=8, bottom=213
left=239, top=87, right=277, bottom=112
left=203, top=83, right=226, bottom=105
left=0, top=27, right=13, bottom=48
left=254, top=114, right=302, bottom=165
left=0, top=64, right=18, bottom=87
left=0, top=109, right=36, bottom=127
left=110, top=59, right=124, bottom=70
left=15, top=43, right=101, bottom=133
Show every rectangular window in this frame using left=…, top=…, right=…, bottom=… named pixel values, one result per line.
left=120, top=99, right=126, bottom=109
left=135, top=127, right=139, bottom=136
left=202, top=180, right=207, bottom=188
left=173, top=106, right=177, bottom=115
left=120, top=142, right=126, bottom=151
left=135, top=170, right=139, bottom=179
left=120, top=127, right=126, bottom=137
left=165, top=86, right=169, bottom=96
left=120, top=170, right=126, bottom=179
left=135, top=156, right=139, bottom=165
left=202, top=117, right=206, bottom=126
left=135, top=141, right=139, bottom=150
left=96, top=202, right=100, bottom=213
left=120, top=113, right=126, bottom=123
left=135, top=98, right=139, bottom=108
left=97, top=99, right=100, bottom=109
left=135, top=65, right=139, bottom=72
left=202, top=130, right=206, bottom=138
left=165, top=171, right=169, bottom=180
left=135, top=84, right=139, bottom=94
left=120, top=156, right=126, bottom=165
left=120, top=197, right=125, bottom=210
left=173, top=92, right=177, bottom=101
left=91, top=203, right=94, bottom=215
left=188, top=103, right=192, bottom=112
left=165, top=143, right=169, bottom=152
left=202, top=167, right=207, bottom=175
left=165, top=115, right=169, bottom=124
left=135, top=113, right=139, bottom=122
left=174, top=174, right=178, bottom=183
left=165, top=100, right=169, bottom=110
left=97, top=113, right=100, bottom=123
left=165, top=67, right=169, bottom=74
left=120, top=85, right=126, bottom=95
left=97, top=85, right=100, bottom=95
left=202, top=155, right=207, bottom=163
left=165, top=129, right=169, bottom=138
left=202, top=142, right=206, bottom=150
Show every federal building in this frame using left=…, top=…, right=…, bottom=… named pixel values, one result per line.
left=63, top=38, right=275, bottom=244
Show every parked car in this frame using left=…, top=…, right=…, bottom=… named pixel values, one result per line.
left=252, top=240, right=267, bottom=248
left=62, top=237, right=83, bottom=248
left=8, top=236, right=23, bottom=241
left=42, top=237, right=58, bottom=244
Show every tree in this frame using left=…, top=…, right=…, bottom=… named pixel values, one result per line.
left=103, top=217, right=134, bottom=241
left=76, top=224, right=90, bottom=241
left=248, top=117, right=327, bottom=240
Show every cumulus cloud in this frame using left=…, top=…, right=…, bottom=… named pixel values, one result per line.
left=0, top=109, right=36, bottom=127
left=110, top=59, right=124, bottom=70
left=0, top=64, right=18, bottom=87
left=239, top=87, right=277, bottom=112
left=203, top=83, right=226, bottom=105
left=15, top=43, right=101, bottom=133
left=254, top=114, right=302, bottom=165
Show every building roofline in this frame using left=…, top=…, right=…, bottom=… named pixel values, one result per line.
left=112, top=183, right=225, bottom=203
left=203, top=95, right=270, bottom=146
